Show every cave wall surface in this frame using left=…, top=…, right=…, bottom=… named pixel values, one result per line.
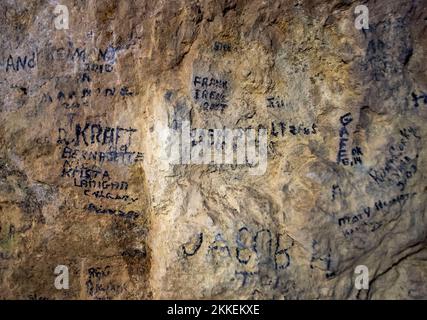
left=0, top=0, right=426, bottom=299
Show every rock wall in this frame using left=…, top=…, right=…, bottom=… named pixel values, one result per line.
left=0, top=0, right=426, bottom=299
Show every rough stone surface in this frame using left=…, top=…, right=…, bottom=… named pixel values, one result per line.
left=0, top=0, right=426, bottom=299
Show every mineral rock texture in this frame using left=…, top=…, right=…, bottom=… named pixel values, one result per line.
left=0, top=0, right=426, bottom=299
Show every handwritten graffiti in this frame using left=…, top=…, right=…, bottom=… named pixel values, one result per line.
left=266, top=96, right=292, bottom=109
left=86, top=266, right=124, bottom=299
left=56, top=123, right=142, bottom=214
left=85, top=203, right=140, bottom=220
left=368, top=127, right=420, bottom=191
left=336, top=112, right=352, bottom=164
left=47, top=44, right=118, bottom=65
left=182, top=233, right=203, bottom=257
left=193, top=75, right=228, bottom=111
left=338, top=192, right=417, bottom=239
left=180, top=227, right=294, bottom=273
left=310, top=240, right=335, bottom=279
left=57, top=123, right=137, bottom=148
left=331, top=184, right=342, bottom=201
left=60, top=146, right=144, bottom=165
left=213, top=41, right=231, bottom=52
left=269, top=121, right=317, bottom=137
left=411, top=92, right=427, bottom=108
left=2, top=53, right=36, bottom=72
